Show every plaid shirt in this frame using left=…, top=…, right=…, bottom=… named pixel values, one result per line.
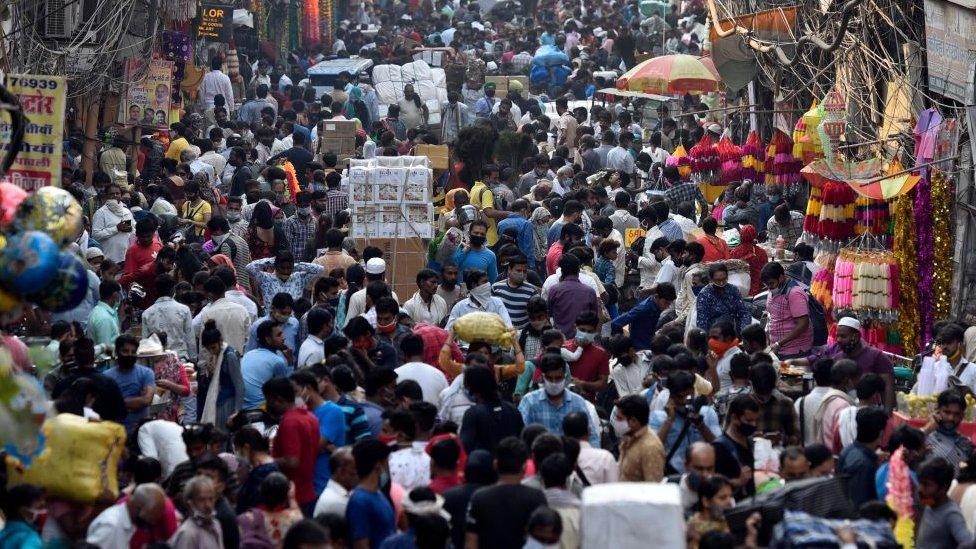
left=665, top=182, right=706, bottom=211
left=752, top=390, right=799, bottom=442
left=322, top=189, right=349, bottom=223
left=518, top=389, right=600, bottom=446
left=281, top=215, right=317, bottom=261
left=766, top=211, right=805, bottom=248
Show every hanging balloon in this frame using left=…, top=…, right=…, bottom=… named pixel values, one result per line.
left=28, top=252, right=90, bottom=312
left=0, top=231, right=61, bottom=294
left=0, top=368, right=48, bottom=466
left=0, top=182, right=29, bottom=225
left=13, top=187, right=84, bottom=246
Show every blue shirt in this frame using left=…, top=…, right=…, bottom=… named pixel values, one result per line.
left=245, top=316, right=300, bottom=358
left=313, top=401, right=347, bottom=495
left=658, top=219, right=684, bottom=242
left=240, top=348, right=291, bottom=409
left=346, top=487, right=396, bottom=549
left=695, top=283, right=753, bottom=332
left=838, top=441, right=878, bottom=508
left=103, top=364, right=156, bottom=430
left=876, top=461, right=918, bottom=501
left=497, top=215, right=536, bottom=269
left=518, top=388, right=600, bottom=446
left=473, top=96, right=495, bottom=117
left=338, top=394, right=373, bottom=443
left=611, top=296, right=663, bottom=351
left=453, top=246, right=498, bottom=282
left=649, top=406, right=721, bottom=474
left=547, top=220, right=566, bottom=249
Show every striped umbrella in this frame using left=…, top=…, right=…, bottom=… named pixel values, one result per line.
left=616, top=54, right=721, bottom=95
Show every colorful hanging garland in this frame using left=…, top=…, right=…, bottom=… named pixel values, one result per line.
left=893, top=193, right=920, bottom=355
left=716, top=136, right=741, bottom=185
left=740, top=130, right=764, bottom=183
left=689, top=134, right=720, bottom=184
left=831, top=249, right=899, bottom=321
left=914, top=172, right=935, bottom=345
left=886, top=448, right=915, bottom=549
left=932, top=170, right=954, bottom=321
left=769, top=130, right=802, bottom=195
left=667, top=144, right=692, bottom=180
left=853, top=196, right=890, bottom=236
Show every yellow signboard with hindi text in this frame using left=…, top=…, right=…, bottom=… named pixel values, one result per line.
left=1, top=74, right=66, bottom=191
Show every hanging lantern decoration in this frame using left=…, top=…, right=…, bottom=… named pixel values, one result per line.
left=740, top=130, right=764, bottom=183
left=819, top=88, right=848, bottom=161
left=793, top=100, right=824, bottom=164
left=689, top=133, right=720, bottom=184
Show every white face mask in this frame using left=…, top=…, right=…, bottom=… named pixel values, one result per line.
left=612, top=416, right=630, bottom=437
left=543, top=378, right=566, bottom=396
left=469, top=282, right=492, bottom=303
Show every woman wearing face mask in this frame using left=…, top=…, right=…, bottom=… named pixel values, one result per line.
left=530, top=207, right=553, bottom=279
left=199, top=320, right=244, bottom=428
left=180, top=180, right=212, bottom=242
left=247, top=201, right=288, bottom=260
left=706, top=321, right=742, bottom=393
left=0, top=484, right=45, bottom=548
left=685, top=475, right=734, bottom=548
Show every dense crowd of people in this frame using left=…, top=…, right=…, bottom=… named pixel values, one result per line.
left=3, top=0, right=976, bottom=548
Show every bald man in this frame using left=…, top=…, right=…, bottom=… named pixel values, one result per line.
left=679, top=441, right=716, bottom=511
left=87, top=482, right=166, bottom=547
left=780, top=446, right=810, bottom=481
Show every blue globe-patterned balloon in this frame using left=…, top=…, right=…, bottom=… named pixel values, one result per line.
left=13, top=186, right=84, bottom=246
left=28, top=251, right=89, bottom=312
left=0, top=231, right=61, bottom=294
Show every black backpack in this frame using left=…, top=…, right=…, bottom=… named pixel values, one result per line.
left=784, top=280, right=828, bottom=347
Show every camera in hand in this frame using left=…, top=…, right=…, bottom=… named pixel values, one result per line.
left=676, top=395, right=708, bottom=419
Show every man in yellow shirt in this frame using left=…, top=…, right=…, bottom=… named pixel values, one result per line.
left=165, top=122, right=191, bottom=162
left=469, top=166, right=511, bottom=247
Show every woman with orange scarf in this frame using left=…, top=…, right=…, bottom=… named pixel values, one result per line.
left=729, top=225, right=769, bottom=296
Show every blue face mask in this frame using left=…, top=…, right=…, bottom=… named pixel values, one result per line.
left=576, top=331, right=595, bottom=344
left=768, top=194, right=782, bottom=204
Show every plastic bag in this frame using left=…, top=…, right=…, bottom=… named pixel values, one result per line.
left=8, top=413, right=126, bottom=502
left=452, top=312, right=516, bottom=347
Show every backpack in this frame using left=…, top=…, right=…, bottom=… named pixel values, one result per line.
left=784, top=280, right=827, bottom=347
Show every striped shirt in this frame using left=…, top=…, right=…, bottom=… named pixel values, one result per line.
left=491, top=280, right=539, bottom=328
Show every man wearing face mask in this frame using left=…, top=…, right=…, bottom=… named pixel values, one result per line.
left=343, top=316, right=399, bottom=371
left=519, top=352, right=600, bottom=446
left=518, top=154, right=557, bottom=196
left=245, top=293, right=299, bottom=360
left=695, top=263, right=752, bottom=333
left=223, top=196, right=248, bottom=237
left=87, top=483, right=167, bottom=547
left=748, top=362, right=799, bottom=447
left=757, top=183, right=783, bottom=238
left=790, top=316, right=895, bottom=410
left=246, top=250, right=325, bottom=311
left=491, top=254, right=539, bottom=329
left=712, top=394, right=760, bottom=499
left=262, top=376, right=320, bottom=516
left=88, top=280, right=123, bottom=348
left=92, top=183, right=135, bottom=263
left=373, top=296, right=410, bottom=360
left=608, top=335, right=650, bottom=398
left=291, top=370, right=345, bottom=496
left=347, top=438, right=396, bottom=548
left=566, top=311, right=609, bottom=402
left=436, top=263, right=464, bottom=311
left=103, top=334, right=156, bottom=432
left=445, top=270, right=512, bottom=332
left=612, top=283, right=677, bottom=351
left=649, top=371, right=720, bottom=475
left=679, top=442, right=716, bottom=512
left=281, top=192, right=317, bottom=261
left=169, top=476, right=223, bottom=549
left=613, top=394, right=665, bottom=481
left=924, top=389, right=975, bottom=474
left=208, top=216, right=252, bottom=293
left=452, top=220, right=499, bottom=283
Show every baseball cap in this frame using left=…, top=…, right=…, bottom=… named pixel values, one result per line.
left=365, top=257, right=387, bottom=275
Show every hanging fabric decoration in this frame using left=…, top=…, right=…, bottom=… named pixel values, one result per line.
left=853, top=196, right=890, bottom=237
left=810, top=251, right=838, bottom=312
left=893, top=193, right=920, bottom=355
left=716, top=136, right=741, bottom=186
left=914, top=172, right=935, bottom=345
left=831, top=248, right=898, bottom=321
left=304, top=0, right=321, bottom=45
left=740, top=130, right=764, bottom=183
left=931, top=170, right=954, bottom=321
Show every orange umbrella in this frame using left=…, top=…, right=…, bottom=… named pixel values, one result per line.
left=616, top=54, right=722, bottom=95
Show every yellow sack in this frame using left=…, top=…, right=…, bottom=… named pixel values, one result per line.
left=7, top=413, right=126, bottom=502
left=451, top=312, right=515, bottom=347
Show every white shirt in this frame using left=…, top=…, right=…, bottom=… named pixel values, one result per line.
left=313, top=479, right=351, bottom=517
left=193, top=297, right=252, bottom=354
left=344, top=288, right=400, bottom=327
left=716, top=347, right=743, bottom=392
left=654, top=256, right=681, bottom=288
left=606, top=145, right=635, bottom=174
left=297, top=335, right=325, bottom=368
left=278, top=74, right=293, bottom=92
left=224, top=290, right=258, bottom=322
left=438, top=374, right=474, bottom=425
left=86, top=502, right=136, bottom=548
left=91, top=204, right=135, bottom=263
left=395, top=361, right=448, bottom=406
left=199, top=151, right=227, bottom=179
left=189, top=158, right=217, bottom=186
left=610, top=353, right=651, bottom=397
left=200, top=69, right=235, bottom=109
left=607, top=228, right=627, bottom=286
left=837, top=405, right=860, bottom=449
left=402, top=291, right=449, bottom=326
left=389, top=441, right=431, bottom=491
left=576, top=440, right=618, bottom=485
left=541, top=268, right=601, bottom=299
left=137, top=420, right=189, bottom=478
left=795, top=385, right=829, bottom=445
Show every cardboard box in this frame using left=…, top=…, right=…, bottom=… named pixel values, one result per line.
left=414, top=144, right=450, bottom=170
left=485, top=75, right=529, bottom=96
left=352, top=237, right=429, bottom=301
left=317, top=120, right=359, bottom=160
